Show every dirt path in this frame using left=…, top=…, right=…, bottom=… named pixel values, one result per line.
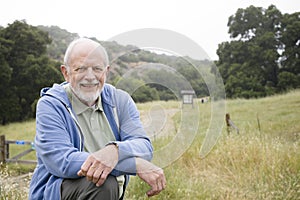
left=139, top=106, right=179, bottom=140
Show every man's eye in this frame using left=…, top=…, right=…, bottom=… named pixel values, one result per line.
left=75, top=67, right=86, bottom=72
left=93, top=67, right=104, bottom=72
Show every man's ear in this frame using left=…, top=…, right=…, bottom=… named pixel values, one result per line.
left=60, top=65, right=69, bottom=81
left=106, top=65, right=110, bottom=74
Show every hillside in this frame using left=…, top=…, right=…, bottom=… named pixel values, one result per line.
left=37, top=25, right=214, bottom=99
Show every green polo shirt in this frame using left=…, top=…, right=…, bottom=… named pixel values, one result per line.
left=64, top=84, right=115, bottom=153
left=64, top=84, right=125, bottom=198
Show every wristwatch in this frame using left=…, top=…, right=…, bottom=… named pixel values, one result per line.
left=108, top=142, right=119, bottom=151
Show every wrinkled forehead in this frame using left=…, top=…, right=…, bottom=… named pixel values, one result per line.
left=65, top=39, right=108, bottom=67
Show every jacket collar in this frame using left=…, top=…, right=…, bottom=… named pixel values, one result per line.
left=40, top=82, right=71, bottom=108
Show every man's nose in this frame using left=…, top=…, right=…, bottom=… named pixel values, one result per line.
left=85, top=67, right=96, bottom=79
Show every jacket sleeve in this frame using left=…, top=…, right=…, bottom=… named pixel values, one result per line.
left=110, top=90, right=153, bottom=175
left=35, top=96, right=89, bottom=178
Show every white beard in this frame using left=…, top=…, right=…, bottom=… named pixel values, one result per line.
left=70, top=85, right=99, bottom=106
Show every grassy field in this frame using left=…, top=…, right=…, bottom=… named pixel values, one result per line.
left=1, top=90, right=300, bottom=199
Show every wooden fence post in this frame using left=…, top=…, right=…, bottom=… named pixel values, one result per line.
left=0, top=135, right=6, bottom=163
left=225, top=113, right=231, bottom=135
left=225, top=113, right=239, bottom=134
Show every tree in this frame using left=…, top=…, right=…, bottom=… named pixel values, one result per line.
left=0, top=20, right=63, bottom=123
left=277, top=71, right=299, bottom=91
left=0, top=37, right=21, bottom=124
left=132, top=84, right=160, bottom=103
left=280, top=12, right=300, bottom=76
left=216, top=5, right=299, bottom=98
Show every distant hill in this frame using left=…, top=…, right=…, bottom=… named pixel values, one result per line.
left=37, top=25, right=79, bottom=61
left=37, top=25, right=214, bottom=98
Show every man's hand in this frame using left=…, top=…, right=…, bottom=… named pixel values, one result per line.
left=136, top=157, right=167, bottom=197
left=77, top=144, right=118, bottom=187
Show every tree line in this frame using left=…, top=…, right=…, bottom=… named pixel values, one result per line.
left=0, top=4, right=299, bottom=124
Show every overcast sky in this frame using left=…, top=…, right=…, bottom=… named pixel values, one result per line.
left=1, top=0, right=299, bottom=60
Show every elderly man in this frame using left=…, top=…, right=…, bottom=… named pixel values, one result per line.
left=29, top=38, right=166, bottom=200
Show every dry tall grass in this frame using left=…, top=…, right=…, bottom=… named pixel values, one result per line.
left=1, top=90, right=300, bottom=199
left=126, top=90, right=300, bottom=199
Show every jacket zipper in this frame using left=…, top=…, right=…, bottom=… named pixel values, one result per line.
left=66, top=106, right=84, bottom=151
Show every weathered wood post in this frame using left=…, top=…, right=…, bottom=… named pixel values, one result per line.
left=225, top=113, right=239, bottom=134
left=0, top=135, right=6, bottom=163
left=225, top=113, right=231, bottom=135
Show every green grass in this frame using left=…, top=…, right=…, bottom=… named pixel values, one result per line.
left=125, top=90, right=300, bottom=199
left=0, top=119, right=37, bottom=164
left=1, top=90, right=300, bottom=199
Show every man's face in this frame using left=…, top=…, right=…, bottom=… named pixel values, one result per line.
left=61, top=44, right=109, bottom=106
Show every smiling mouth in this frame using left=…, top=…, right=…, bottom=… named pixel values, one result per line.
left=80, top=83, right=99, bottom=88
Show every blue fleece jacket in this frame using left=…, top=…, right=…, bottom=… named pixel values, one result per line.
left=29, top=83, right=153, bottom=200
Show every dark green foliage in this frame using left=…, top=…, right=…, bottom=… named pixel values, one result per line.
left=132, top=84, right=160, bottom=103
left=280, top=12, right=300, bottom=75
left=216, top=5, right=300, bottom=98
left=277, top=71, right=299, bottom=90
left=0, top=20, right=63, bottom=124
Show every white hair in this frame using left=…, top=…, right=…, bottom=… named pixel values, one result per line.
left=63, top=38, right=109, bottom=72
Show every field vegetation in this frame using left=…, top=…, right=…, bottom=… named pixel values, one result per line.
left=1, top=90, right=299, bottom=199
